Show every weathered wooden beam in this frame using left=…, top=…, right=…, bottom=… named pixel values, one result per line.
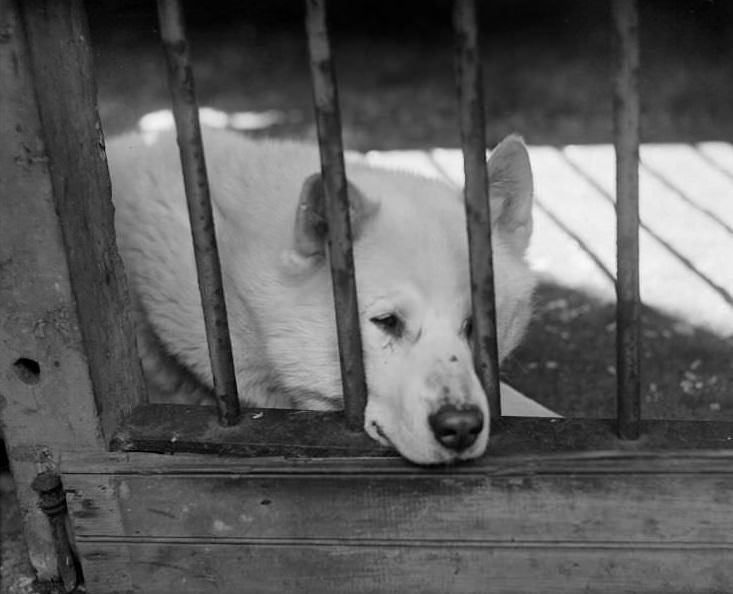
left=73, top=543, right=733, bottom=594
left=111, top=404, right=391, bottom=458
left=109, top=404, right=733, bottom=458
left=0, top=0, right=117, bottom=579
left=62, top=448, right=733, bottom=593
left=18, top=0, right=147, bottom=441
left=63, top=458, right=733, bottom=543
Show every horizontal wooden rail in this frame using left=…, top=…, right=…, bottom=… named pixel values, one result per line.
left=110, top=404, right=733, bottom=458
left=63, top=437, right=733, bottom=592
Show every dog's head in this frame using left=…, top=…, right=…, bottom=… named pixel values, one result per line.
left=284, top=136, right=534, bottom=465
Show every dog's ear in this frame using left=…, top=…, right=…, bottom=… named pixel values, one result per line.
left=488, top=135, right=533, bottom=254
left=284, top=172, right=380, bottom=270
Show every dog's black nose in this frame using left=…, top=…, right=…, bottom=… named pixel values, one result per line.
left=429, top=404, right=484, bottom=452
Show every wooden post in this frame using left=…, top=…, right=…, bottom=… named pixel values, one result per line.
left=0, top=0, right=144, bottom=579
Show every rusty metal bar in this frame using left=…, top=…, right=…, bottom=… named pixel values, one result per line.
left=304, top=0, right=368, bottom=431
left=31, top=473, right=82, bottom=592
left=612, top=0, right=641, bottom=440
left=453, top=0, right=502, bottom=421
left=156, top=0, right=240, bottom=426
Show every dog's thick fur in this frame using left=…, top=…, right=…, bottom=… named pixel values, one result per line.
left=109, top=128, right=549, bottom=465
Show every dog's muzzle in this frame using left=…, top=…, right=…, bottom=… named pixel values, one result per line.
left=428, top=404, right=484, bottom=452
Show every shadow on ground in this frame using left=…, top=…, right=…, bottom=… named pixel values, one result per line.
left=504, top=282, right=733, bottom=420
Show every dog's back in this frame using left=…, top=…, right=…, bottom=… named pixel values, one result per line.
left=109, top=128, right=551, bottom=464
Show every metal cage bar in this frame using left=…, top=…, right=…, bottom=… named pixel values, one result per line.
left=612, top=0, right=642, bottom=440
left=453, top=0, right=502, bottom=421
left=304, top=0, right=369, bottom=431
left=156, top=0, right=241, bottom=426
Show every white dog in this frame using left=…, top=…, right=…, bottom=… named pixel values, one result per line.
left=108, top=128, right=554, bottom=465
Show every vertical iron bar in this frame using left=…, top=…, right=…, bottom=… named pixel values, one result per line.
left=612, top=0, right=641, bottom=440
left=156, top=0, right=240, bottom=426
left=305, top=0, right=368, bottom=431
left=453, top=0, right=502, bottom=422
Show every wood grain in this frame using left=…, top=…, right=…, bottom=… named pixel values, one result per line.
left=110, top=404, right=733, bottom=458
left=0, top=0, right=107, bottom=578
left=62, top=448, right=733, bottom=592
left=64, top=471, right=733, bottom=544
left=75, top=535, right=733, bottom=593
left=19, top=0, right=147, bottom=443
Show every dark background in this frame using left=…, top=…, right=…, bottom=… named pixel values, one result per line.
left=86, top=0, right=733, bottom=149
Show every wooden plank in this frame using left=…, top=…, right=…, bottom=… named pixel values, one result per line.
left=19, top=0, right=147, bottom=442
left=109, top=404, right=733, bottom=458
left=0, top=0, right=108, bottom=579
left=64, top=468, right=733, bottom=544
left=76, top=538, right=733, bottom=593
left=59, top=448, right=733, bottom=477
left=63, top=448, right=733, bottom=592
left=110, top=404, right=392, bottom=457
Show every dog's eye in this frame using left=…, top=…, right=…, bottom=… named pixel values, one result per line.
left=463, top=316, right=474, bottom=340
left=370, top=313, right=403, bottom=337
